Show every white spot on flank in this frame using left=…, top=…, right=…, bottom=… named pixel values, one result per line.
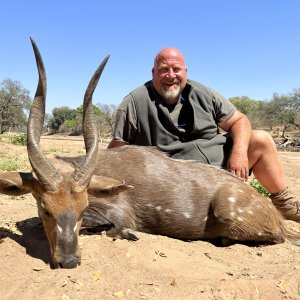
left=237, top=190, right=244, bottom=193
left=237, top=208, right=244, bottom=213
left=248, top=210, right=254, bottom=215
left=230, top=211, right=236, bottom=217
left=228, top=197, right=237, bottom=204
left=203, top=216, right=208, bottom=222
left=146, top=203, right=153, bottom=207
left=258, top=232, right=263, bottom=236
left=237, top=216, right=244, bottom=222
left=183, top=212, right=192, bottom=219
left=57, top=224, right=63, bottom=233
left=164, top=209, right=172, bottom=213
left=156, top=206, right=162, bottom=211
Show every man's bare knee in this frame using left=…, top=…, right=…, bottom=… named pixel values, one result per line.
left=250, top=130, right=275, bottom=150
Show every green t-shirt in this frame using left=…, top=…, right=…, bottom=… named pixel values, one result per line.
left=113, top=79, right=236, bottom=167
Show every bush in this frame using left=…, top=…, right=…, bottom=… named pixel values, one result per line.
left=9, top=133, right=27, bottom=146
left=249, top=178, right=270, bottom=197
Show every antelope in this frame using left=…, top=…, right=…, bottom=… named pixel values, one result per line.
left=1, top=39, right=300, bottom=269
left=0, top=38, right=128, bottom=269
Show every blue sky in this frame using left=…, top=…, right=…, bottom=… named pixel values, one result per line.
left=1, top=1, right=300, bottom=114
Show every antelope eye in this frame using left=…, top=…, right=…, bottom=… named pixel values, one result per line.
left=40, top=202, right=51, bottom=217
left=43, top=209, right=51, bottom=217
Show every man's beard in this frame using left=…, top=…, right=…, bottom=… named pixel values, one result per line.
left=161, top=84, right=181, bottom=101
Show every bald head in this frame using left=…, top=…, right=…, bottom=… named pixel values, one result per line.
left=152, top=48, right=187, bottom=105
left=154, top=48, right=186, bottom=69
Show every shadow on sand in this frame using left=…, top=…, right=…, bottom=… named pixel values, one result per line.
left=0, top=217, right=51, bottom=264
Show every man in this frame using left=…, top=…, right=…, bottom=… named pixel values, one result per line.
left=108, top=47, right=300, bottom=222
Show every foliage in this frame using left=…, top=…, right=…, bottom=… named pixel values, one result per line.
left=95, top=103, right=117, bottom=136
left=65, top=119, right=78, bottom=131
left=76, top=104, right=105, bottom=118
left=48, top=106, right=77, bottom=132
left=47, top=103, right=117, bottom=136
left=229, top=96, right=262, bottom=115
left=229, top=89, right=300, bottom=131
left=249, top=178, right=270, bottom=197
left=0, top=79, right=32, bottom=134
left=9, top=133, right=27, bottom=146
left=229, top=96, right=266, bottom=128
left=75, top=104, right=106, bottom=132
left=265, top=89, right=300, bottom=132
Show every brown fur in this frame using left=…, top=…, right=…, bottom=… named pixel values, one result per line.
left=63, top=146, right=300, bottom=245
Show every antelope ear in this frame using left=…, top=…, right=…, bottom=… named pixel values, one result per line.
left=88, top=175, right=134, bottom=197
left=0, top=172, right=35, bottom=196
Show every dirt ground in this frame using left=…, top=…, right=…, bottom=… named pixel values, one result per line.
left=1, top=136, right=300, bottom=300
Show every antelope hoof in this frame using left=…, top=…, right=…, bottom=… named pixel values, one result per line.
left=121, top=228, right=139, bottom=241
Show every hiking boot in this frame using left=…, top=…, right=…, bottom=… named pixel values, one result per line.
left=270, top=187, right=300, bottom=222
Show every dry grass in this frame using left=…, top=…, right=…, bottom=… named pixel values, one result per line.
left=0, top=143, right=29, bottom=171
left=0, top=134, right=109, bottom=172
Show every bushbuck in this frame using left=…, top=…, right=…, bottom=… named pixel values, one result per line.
left=0, top=38, right=130, bottom=268
left=0, top=39, right=300, bottom=269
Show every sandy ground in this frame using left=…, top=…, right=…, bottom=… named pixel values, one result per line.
left=1, top=136, right=300, bottom=300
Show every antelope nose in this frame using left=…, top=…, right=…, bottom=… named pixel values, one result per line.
left=59, top=256, right=81, bottom=269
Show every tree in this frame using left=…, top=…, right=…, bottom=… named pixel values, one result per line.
left=229, top=96, right=261, bottom=115
left=47, top=104, right=109, bottom=134
left=48, top=106, right=77, bottom=132
left=72, top=104, right=104, bottom=134
left=228, top=96, right=264, bottom=128
left=76, top=103, right=117, bottom=137
left=264, top=89, right=300, bottom=134
left=274, top=89, right=300, bottom=129
left=95, top=103, right=117, bottom=137
left=0, top=79, right=32, bottom=134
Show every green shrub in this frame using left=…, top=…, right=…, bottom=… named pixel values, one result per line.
left=249, top=178, right=270, bottom=197
left=9, top=133, right=27, bottom=146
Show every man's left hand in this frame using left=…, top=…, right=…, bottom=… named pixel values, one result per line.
left=227, top=152, right=249, bottom=180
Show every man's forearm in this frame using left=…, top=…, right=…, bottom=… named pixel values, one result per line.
left=230, top=115, right=252, bottom=155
